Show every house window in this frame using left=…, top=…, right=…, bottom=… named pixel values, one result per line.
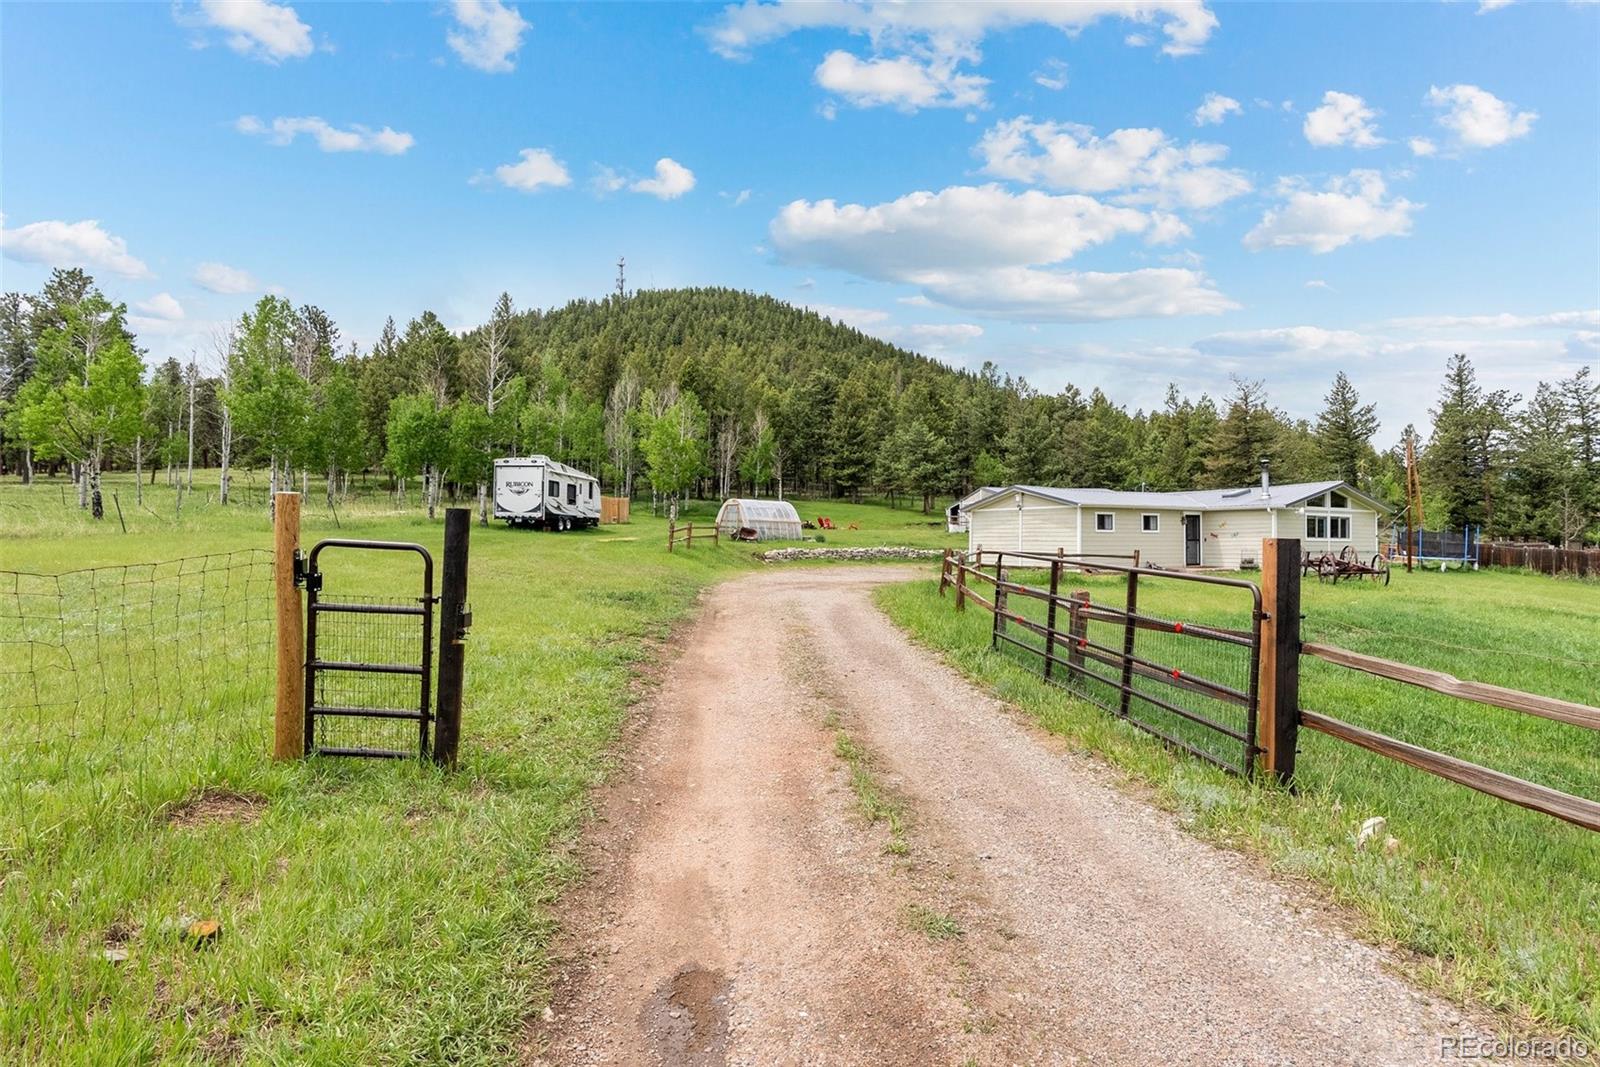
left=1308, top=493, right=1327, bottom=507
left=1330, top=490, right=1349, bottom=508
left=548, top=480, right=559, bottom=497
left=1141, top=514, right=1160, bottom=533
left=1095, top=512, right=1115, bottom=532
left=1306, top=515, right=1352, bottom=540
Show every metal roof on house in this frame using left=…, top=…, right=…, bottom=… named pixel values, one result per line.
left=971, top=481, right=1391, bottom=514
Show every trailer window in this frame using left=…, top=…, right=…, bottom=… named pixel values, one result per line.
left=548, top=480, right=558, bottom=497
left=589, top=482, right=595, bottom=499
left=567, top=483, right=577, bottom=505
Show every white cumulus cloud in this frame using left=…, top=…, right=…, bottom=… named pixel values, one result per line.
left=1192, top=92, right=1241, bottom=126
left=631, top=158, right=696, bottom=200
left=976, top=117, right=1251, bottom=211
left=705, top=2, right=1217, bottom=112
left=814, top=50, right=986, bottom=111
left=135, top=293, right=186, bottom=321
left=705, top=1, right=1219, bottom=60
left=1244, top=170, right=1419, bottom=254
left=486, top=148, right=572, bottom=192
left=192, top=262, right=259, bottom=294
left=236, top=115, right=414, bottom=154
left=1425, top=83, right=1536, bottom=149
left=1302, top=90, right=1384, bottom=148
left=446, top=0, right=530, bottom=73
left=184, top=0, right=314, bottom=63
left=1409, top=137, right=1437, bottom=157
left=769, top=184, right=1233, bottom=321
left=0, top=215, right=151, bottom=279
left=1032, top=58, right=1069, bottom=92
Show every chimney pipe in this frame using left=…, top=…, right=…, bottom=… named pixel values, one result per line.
left=1259, top=458, right=1271, bottom=500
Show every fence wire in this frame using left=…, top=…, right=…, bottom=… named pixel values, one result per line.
left=0, top=550, right=275, bottom=809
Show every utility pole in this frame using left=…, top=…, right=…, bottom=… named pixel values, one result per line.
left=615, top=257, right=627, bottom=300
left=185, top=353, right=197, bottom=490
left=1404, top=432, right=1423, bottom=573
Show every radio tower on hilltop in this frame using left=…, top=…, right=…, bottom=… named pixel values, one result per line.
left=615, top=257, right=627, bottom=300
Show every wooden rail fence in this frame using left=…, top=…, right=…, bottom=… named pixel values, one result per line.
left=667, top=520, right=718, bottom=552
left=939, top=539, right=1600, bottom=833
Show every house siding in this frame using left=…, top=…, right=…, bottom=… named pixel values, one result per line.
left=1078, top=507, right=1185, bottom=565
left=968, top=500, right=1077, bottom=554
left=1204, top=510, right=1274, bottom=569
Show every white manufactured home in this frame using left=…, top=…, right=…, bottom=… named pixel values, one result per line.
left=964, top=476, right=1390, bottom=569
left=492, top=455, right=601, bottom=530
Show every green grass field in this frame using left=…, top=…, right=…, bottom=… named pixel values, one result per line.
left=878, top=564, right=1600, bottom=1043
left=0, top=471, right=958, bottom=1065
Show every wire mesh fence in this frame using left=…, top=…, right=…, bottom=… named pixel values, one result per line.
left=0, top=550, right=275, bottom=816
left=306, top=593, right=431, bottom=757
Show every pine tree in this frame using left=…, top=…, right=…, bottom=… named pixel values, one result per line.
left=1314, top=371, right=1379, bottom=484
left=1202, top=378, right=1280, bottom=488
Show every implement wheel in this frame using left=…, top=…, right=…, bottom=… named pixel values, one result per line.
left=1371, top=554, right=1391, bottom=586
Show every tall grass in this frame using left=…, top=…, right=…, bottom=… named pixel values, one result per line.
left=0, top=472, right=961, bottom=1064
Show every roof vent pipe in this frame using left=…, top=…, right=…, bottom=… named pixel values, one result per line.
left=1260, top=458, right=1271, bottom=500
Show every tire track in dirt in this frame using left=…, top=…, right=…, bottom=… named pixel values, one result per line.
left=529, top=566, right=1513, bottom=1066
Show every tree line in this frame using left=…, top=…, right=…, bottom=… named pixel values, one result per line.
left=0, top=271, right=1594, bottom=544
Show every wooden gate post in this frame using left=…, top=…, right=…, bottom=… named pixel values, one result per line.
left=273, top=491, right=304, bottom=760
left=1258, top=537, right=1302, bottom=783
left=434, top=507, right=471, bottom=767
left=1067, top=590, right=1089, bottom=677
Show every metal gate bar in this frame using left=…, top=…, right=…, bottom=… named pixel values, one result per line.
left=303, top=539, right=435, bottom=759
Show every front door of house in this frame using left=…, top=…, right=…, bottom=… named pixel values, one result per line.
left=1184, top=514, right=1201, bottom=566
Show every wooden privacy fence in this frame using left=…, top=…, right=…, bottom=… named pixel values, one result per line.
left=667, top=520, right=718, bottom=552
left=600, top=495, right=631, bottom=525
left=1478, top=540, right=1599, bottom=579
left=940, top=539, right=1600, bottom=833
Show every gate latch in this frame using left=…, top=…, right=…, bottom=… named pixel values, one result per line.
left=458, top=603, right=473, bottom=638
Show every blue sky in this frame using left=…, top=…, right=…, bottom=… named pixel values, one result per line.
left=2, top=0, right=1596, bottom=439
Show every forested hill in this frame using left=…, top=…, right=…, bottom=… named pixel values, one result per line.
left=507, top=287, right=959, bottom=404
left=3, top=272, right=1596, bottom=543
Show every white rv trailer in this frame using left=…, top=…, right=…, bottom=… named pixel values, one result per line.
left=492, top=455, right=601, bottom=530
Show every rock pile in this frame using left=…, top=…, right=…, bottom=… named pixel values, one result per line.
left=756, top=547, right=946, bottom=563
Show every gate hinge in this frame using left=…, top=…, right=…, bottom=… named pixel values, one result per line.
left=292, top=551, right=321, bottom=593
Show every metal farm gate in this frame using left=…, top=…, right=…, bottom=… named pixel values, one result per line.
left=302, top=539, right=436, bottom=759
left=273, top=497, right=472, bottom=767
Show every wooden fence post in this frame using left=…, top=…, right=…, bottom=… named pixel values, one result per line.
left=1118, top=569, right=1139, bottom=717
left=1258, top=537, right=1302, bottom=783
left=433, top=507, right=470, bottom=767
left=1043, top=558, right=1061, bottom=680
left=939, top=548, right=952, bottom=596
left=273, top=491, right=303, bottom=760
left=992, top=563, right=1008, bottom=648
left=668, top=518, right=675, bottom=552
left=955, top=554, right=967, bottom=612
left=1068, top=590, right=1089, bottom=677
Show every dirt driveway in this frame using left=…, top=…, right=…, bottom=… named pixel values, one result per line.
left=529, top=566, right=1500, bottom=1066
